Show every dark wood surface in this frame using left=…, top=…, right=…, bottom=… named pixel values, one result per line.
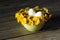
left=0, top=0, right=60, bottom=40
left=7, top=29, right=60, bottom=40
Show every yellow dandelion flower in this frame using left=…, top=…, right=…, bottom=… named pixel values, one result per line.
left=40, top=16, right=47, bottom=22
left=32, top=17, right=40, bottom=25
left=17, top=16, right=20, bottom=23
left=34, top=6, right=40, bottom=10
left=21, top=18, right=27, bottom=25
left=28, top=19, right=33, bottom=25
left=15, top=12, right=20, bottom=23
left=19, top=9, right=24, bottom=13
left=32, top=17, right=38, bottom=21
left=24, top=7, right=29, bottom=13
left=35, top=18, right=40, bottom=25
left=16, top=14, right=24, bottom=23
left=19, top=14, right=24, bottom=20
left=15, top=13, right=19, bottom=18
left=27, top=16, right=31, bottom=19
left=43, top=8, right=48, bottom=13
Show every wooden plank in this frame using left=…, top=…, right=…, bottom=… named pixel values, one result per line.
left=0, top=21, right=32, bottom=40
left=7, top=29, right=60, bottom=40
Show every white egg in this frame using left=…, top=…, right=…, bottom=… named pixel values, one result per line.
left=28, top=8, right=35, bottom=16
left=34, top=11, right=42, bottom=17
left=28, top=8, right=42, bottom=17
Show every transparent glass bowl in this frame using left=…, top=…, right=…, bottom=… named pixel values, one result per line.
left=23, top=22, right=45, bottom=32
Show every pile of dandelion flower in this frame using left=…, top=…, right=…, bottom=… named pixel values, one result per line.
left=15, top=6, right=51, bottom=26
